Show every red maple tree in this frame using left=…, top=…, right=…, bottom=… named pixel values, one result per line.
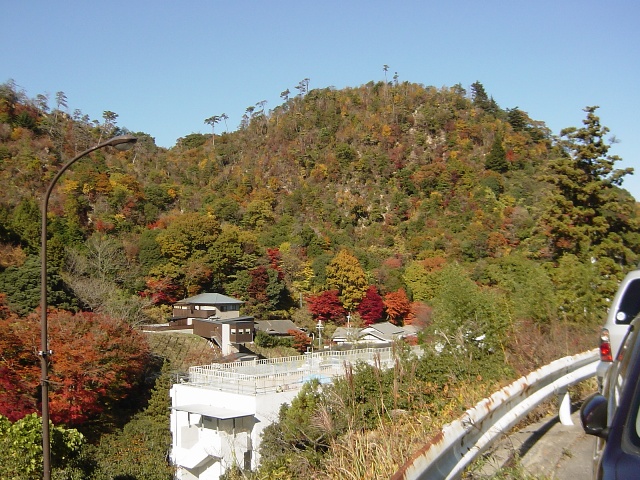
left=266, top=247, right=285, bottom=280
left=141, top=276, right=181, bottom=305
left=248, top=265, right=270, bottom=303
left=357, top=286, right=385, bottom=325
left=0, top=295, right=39, bottom=421
left=307, top=290, right=346, bottom=324
left=45, top=310, right=150, bottom=425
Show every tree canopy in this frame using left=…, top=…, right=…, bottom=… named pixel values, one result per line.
left=0, top=303, right=150, bottom=427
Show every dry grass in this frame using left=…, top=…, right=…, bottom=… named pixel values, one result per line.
left=505, top=318, right=598, bottom=376
left=144, top=332, right=221, bottom=372
left=304, top=339, right=597, bottom=480
left=309, top=380, right=499, bottom=480
left=317, top=413, right=435, bottom=479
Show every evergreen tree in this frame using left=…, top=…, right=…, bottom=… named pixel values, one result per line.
left=485, top=134, right=509, bottom=173
left=470, top=81, right=489, bottom=108
left=507, top=107, right=527, bottom=132
left=257, top=381, right=327, bottom=476
left=541, top=106, right=638, bottom=271
left=470, top=81, right=499, bottom=114
left=89, top=361, right=174, bottom=479
left=9, top=198, right=40, bottom=253
left=0, top=255, right=78, bottom=315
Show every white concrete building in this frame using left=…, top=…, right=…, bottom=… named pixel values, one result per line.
left=170, top=346, right=416, bottom=479
left=171, top=384, right=298, bottom=479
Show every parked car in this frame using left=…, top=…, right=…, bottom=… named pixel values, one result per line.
left=596, top=268, right=640, bottom=389
left=581, top=315, right=640, bottom=479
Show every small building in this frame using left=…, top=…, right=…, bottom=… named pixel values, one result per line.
left=172, top=293, right=244, bottom=326
left=193, top=317, right=255, bottom=356
left=401, top=324, right=420, bottom=340
left=332, top=322, right=415, bottom=345
left=254, top=319, right=304, bottom=337
left=172, top=293, right=253, bottom=356
left=360, top=322, right=407, bottom=343
left=331, top=326, right=363, bottom=344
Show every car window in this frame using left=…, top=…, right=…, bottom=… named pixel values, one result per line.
left=630, top=376, right=640, bottom=449
left=617, top=279, right=640, bottom=325
left=605, top=324, right=637, bottom=422
left=618, top=325, right=640, bottom=450
left=608, top=338, right=630, bottom=419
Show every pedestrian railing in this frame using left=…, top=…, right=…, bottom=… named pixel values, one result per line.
left=186, top=344, right=421, bottom=395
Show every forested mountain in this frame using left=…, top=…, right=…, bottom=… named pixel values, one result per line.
left=0, top=78, right=637, bottom=329
left=0, top=77, right=639, bottom=477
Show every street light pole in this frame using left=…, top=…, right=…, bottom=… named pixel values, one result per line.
left=316, top=319, right=324, bottom=348
left=40, top=134, right=137, bottom=480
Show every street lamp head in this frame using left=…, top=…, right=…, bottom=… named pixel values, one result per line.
left=106, top=134, right=138, bottom=151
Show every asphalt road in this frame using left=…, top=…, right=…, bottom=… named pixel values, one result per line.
left=474, top=409, right=595, bottom=479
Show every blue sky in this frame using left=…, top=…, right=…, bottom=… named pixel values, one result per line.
left=2, top=0, right=639, bottom=199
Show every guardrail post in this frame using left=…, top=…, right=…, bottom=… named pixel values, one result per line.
left=557, top=388, right=573, bottom=425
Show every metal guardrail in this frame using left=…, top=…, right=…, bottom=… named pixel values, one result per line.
left=392, top=349, right=599, bottom=480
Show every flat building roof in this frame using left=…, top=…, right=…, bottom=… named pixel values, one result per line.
left=171, top=404, right=253, bottom=419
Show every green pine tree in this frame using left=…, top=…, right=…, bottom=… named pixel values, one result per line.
left=541, top=106, right=639, bottom=274
left=485, top=135, right=509, bottom=173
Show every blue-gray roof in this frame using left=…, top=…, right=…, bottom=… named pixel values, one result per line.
left=364, top=322, right=405, bottom=336
left=175, top=293, right=244, bottom=305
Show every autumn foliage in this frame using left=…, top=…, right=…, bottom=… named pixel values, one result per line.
left=0, top=304, right=150, bottom=426
left=0, top=295, right=39, bottom=421
left=357, top=286, right=385, bottom=325
left=288, top=329, right=312, bottom=353
left=307, top=290, right=346, bottom=324
left=383, top=288, right=413, bottom=325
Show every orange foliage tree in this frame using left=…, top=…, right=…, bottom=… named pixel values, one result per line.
left=0, top=296, right=39, bottom=421
left=288, top=329, right=312, bottom=353
left=383, top=288, right=412, bottom=325
left=0, top=306, right=150, bottom=427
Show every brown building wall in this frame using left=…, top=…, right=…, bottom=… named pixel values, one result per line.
left=172, top=306, right=217, bottom=320
left=193, top=319, right=222, bottom=340
left=192, top=319, right=254, bottom=345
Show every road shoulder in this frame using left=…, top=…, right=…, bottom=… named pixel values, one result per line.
left=470, top=409, right=594, bottom=479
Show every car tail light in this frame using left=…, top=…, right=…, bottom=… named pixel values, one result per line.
left=600, top=328, right=613, bottom=362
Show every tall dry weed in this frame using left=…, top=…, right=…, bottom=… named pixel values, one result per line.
left=318, top=412, right=435, bottom=480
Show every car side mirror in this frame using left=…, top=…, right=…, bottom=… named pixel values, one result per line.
left=580, top=393, right=609, bottom=439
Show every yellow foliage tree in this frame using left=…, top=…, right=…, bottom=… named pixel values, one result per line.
left=325, top=249, right=368, bottom=311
